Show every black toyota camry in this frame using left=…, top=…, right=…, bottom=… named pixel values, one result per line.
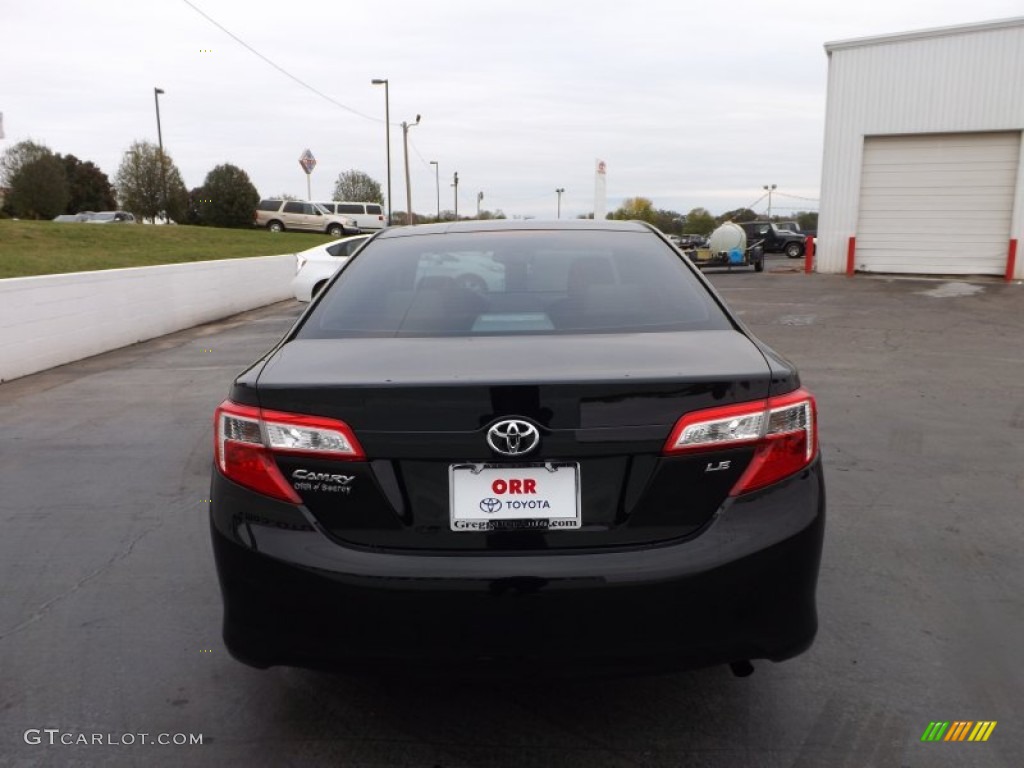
left=210, top=220, right=825, bottom=676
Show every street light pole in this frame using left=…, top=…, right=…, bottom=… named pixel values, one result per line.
left=556, top=188, right=565, bottom=219
left=370, top=79, right=391, bottom=224
left=763, top=184, right=777, bottom=219
left=154, top=87, right=167, bottom=221
left=429, top=160, right=439, bottom=220
left=401, top=114, right=420, bottom=225
left=477, top=191, right=484, bottom=218
left=452, top=171, right=459, bottom=220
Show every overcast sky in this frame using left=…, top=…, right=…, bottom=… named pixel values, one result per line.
left=2, top=0, right=1021, bottom=220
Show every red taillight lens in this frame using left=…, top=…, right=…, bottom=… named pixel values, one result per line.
left=663, top=389, right=817, bottom=495
left=214, top=400, right=364, bottom=503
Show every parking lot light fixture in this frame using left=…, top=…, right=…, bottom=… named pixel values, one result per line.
left=556, top=188, right=565, bottom=219
left=371, top=79, right=392, bottom=223
left=452, top=171, right=459, bottom=219
left=763, top=184, right=777, bottom=219
left=429, top=161, right=439, bottom=220
left=154, top=88, right=167, bottom=221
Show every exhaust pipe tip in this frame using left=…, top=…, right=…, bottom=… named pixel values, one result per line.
left=729, top=660, right=755, bottom=678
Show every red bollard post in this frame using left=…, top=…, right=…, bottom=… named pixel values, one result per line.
left=1006, top=239, right=1018, bottom=282
left=804, top=236, right=815, bottom=274
left=845, top=236, right=856, bottom=277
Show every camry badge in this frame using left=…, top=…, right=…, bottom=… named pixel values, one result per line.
left=486, top=419, right=541, bottom=457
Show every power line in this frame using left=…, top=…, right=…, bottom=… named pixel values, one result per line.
left=181, top=0, right=385, bottom=124
left=407, top=135, right=434, bottom=169
left=775, top=191, right=820, bottom=202
left=743, top=193, right=768, bottom=211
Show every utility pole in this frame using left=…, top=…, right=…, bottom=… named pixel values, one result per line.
left=556, top=188, right=565, bottom=219
left=477, top=191, right=484, bottom=218
left=402, top=114, right=420, bottom=225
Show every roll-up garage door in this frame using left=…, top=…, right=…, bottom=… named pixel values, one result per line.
left=856, top=132, right=1020, bottom=275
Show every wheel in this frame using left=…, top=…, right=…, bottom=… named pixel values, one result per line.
left=312, top=280, right=327, bottom=299
left=267, top=220, right=284, bottom=233
left=456, top=273, right=488, bottom=293
left=327, top=224, right=344, bottom=237
left=785, top=242, right=803, bottom=259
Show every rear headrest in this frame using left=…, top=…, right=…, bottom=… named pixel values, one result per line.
left=567, top=257, right=615, bottom=295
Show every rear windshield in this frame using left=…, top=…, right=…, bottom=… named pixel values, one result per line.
left=297, top=230, right=733, bottom=338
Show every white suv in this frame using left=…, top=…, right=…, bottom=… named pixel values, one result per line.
left=254, top=200, right=359, bottom=236
left=313, top=201, right=386, bottom=231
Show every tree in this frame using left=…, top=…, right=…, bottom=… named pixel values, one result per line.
left=610, top=196, right=656, bottom=222
left=194, top=163, right=259, bottom=228
left=650, top=208, right=686, bottom=235
left=0, top=139, right=52, bottom=188
left=59, top=154, right=116, bottom=213
left=796, top=211, right=819, bottom=231
left=115, top=140, right=188, bottom=222
left=1, top=140, right=56, bottom=216
left=274, top=193, right=300, bottom=201
left=332, top=170, right=384, bottom=204
left=681, top=207, right=716, bottom=236
left=716, top=207, right=758, bottom=224
left=8, top=155, right=69, bottom=219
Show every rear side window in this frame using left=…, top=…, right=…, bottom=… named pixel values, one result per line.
left=366, top=204, right=383, bottom=215
left=337, top=204, right=364, bottom=214
left=325, top=239, right=366, bottom=257
left=298, top=230, right=732, bottom=338
left=257, top=200, right=282, bottom=212
left=283, top=201, right=303, bottom=214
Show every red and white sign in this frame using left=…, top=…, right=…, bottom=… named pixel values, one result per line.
left=449, top=463, right=580, bottom=531
left=298, top=148, right=316, bottom=175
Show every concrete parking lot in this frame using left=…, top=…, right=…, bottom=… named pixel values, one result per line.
left=0, top=258, right=1021, bottom=767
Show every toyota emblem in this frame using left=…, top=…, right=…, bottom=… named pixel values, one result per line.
left=479, top=498, right=503, bottom=514
left=486, top=419, right=541, bottom=457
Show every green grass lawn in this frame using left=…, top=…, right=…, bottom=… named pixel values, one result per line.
left=0, top=220, right=338, bottom=278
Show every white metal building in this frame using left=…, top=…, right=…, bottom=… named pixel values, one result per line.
left=816, top=18, right=1024, bottom=279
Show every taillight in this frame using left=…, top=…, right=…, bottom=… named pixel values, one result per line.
left=214, top=400, right=364, bottom=503
left=663, top=389, right=817, bottom=495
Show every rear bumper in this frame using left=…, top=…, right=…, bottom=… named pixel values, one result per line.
left=210, top=460, right=825, bottom=674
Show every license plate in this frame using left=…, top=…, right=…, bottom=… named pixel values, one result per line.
left=449, top=463, right=581, bottom=532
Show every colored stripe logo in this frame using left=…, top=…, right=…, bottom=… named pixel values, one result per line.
left=921, top=721, right=997, bottom=742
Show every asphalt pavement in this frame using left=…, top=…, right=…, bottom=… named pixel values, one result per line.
left=1, top=256, right=1021, bottom=767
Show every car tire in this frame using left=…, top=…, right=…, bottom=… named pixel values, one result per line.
left=268, top=221, right=284, bottom=233
left=327, top=224, right=345, bottom=237
left=785, top=242, right=803, bottom=259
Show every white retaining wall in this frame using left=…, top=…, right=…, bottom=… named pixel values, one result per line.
left=0, top=254, right=295, bottom=383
